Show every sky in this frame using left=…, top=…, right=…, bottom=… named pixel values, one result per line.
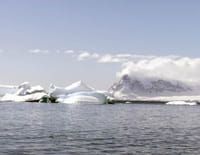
left=0, top=0, right=200, bottom=89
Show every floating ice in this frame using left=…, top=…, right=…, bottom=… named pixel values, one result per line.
left=0, top=82, right=47, bottom=102
left=166, top=101, right=197, bottom=106
left=0, top=85, right=18, bottom=97
left=1, top=92, right=47, bottom=102
left=56, top=91, right=107, bottom=104
left=49, top=80, right=94, bottom=98
left=49, top=81, right=111, bottom=104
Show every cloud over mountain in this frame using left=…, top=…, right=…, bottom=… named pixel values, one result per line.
left=26, top=49, right=200, bottom=84
left=117, top=57, right=200, bottom=84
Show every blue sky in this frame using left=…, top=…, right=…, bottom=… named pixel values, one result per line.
left=0, top=0, right=200, bottom=89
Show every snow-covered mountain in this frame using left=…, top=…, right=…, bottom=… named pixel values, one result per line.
left=109, top=75, right=196, bottom=100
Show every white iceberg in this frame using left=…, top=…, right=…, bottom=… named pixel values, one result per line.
left=166, top=101, right=197, bottom=106
left=56, top=91, right=108, bottom=104
left=0, top=82, right=47, bottom=102
left=49, top=81, right=113, bottom=104
left=49, top=80, right=94, bottom=98
left=1, top=92, right=47, bottom=102
left=0, top=85, right=19, bottom=97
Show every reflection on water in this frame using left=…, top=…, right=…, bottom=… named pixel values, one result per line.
left=0, top=102, right=200, bottom=154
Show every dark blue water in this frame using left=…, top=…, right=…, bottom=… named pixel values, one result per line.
left=0, top=102, right=200, bottom=154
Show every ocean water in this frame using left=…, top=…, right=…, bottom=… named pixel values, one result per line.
left=0, top=102, right=200, bottom=154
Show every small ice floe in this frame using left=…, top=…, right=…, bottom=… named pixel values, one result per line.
left=166, top=101, right=197, bottom=106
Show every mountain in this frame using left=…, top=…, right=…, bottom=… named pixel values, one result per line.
left=109, top=75, right=194, bottom=100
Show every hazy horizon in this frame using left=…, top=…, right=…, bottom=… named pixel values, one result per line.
left=1, top=0, right=200, bottom=89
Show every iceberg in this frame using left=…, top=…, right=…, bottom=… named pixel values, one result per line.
left=0, top=85, right=19, bottom=97
left=49, top=81, right=113, bottom=104
left=0, top=82, right=47, bottom=102
left=0, top=81, right=113, bottom=104
left=49, top=80, right=94, bottom=98
left=1, top=92, right=47, bottom=102
left=166, top=101, right=197, bottom=106
left=56, top=91, right=108, bottom=104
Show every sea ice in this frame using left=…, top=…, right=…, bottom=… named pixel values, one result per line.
left=166, top=101, right=197, bottom=106
left=0, top=82, right=47, bottom=102
left=56, top=91, right=107, bottom=104
left=49, top=81, right=110, bottom=104
left=49, top=80, right=94, bottom=98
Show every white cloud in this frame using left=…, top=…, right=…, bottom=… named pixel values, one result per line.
left=60, top=50, right=200, bottom=84
left=24, top=48, right=200, bottom=84
left=64, top=50, right=74, bottom=54
left=77, top=52, right=99, bottom=61
left=64, top=50, right=157, bottom=63
left=98, top=54, right=127, bottom=63
left=97, top=53, right=159, bottom=63
left=71, top=51, right=160, bottom=64
left=92, top=53, right=99, bottom=58
left=117, top=57, right=200, bottom=83
left=77, top=52, right=90, bottom=61
left=29, top=49, right=48, bottom=54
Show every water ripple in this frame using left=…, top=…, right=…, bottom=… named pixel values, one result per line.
left=0, top=102, right=200, bottom=154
